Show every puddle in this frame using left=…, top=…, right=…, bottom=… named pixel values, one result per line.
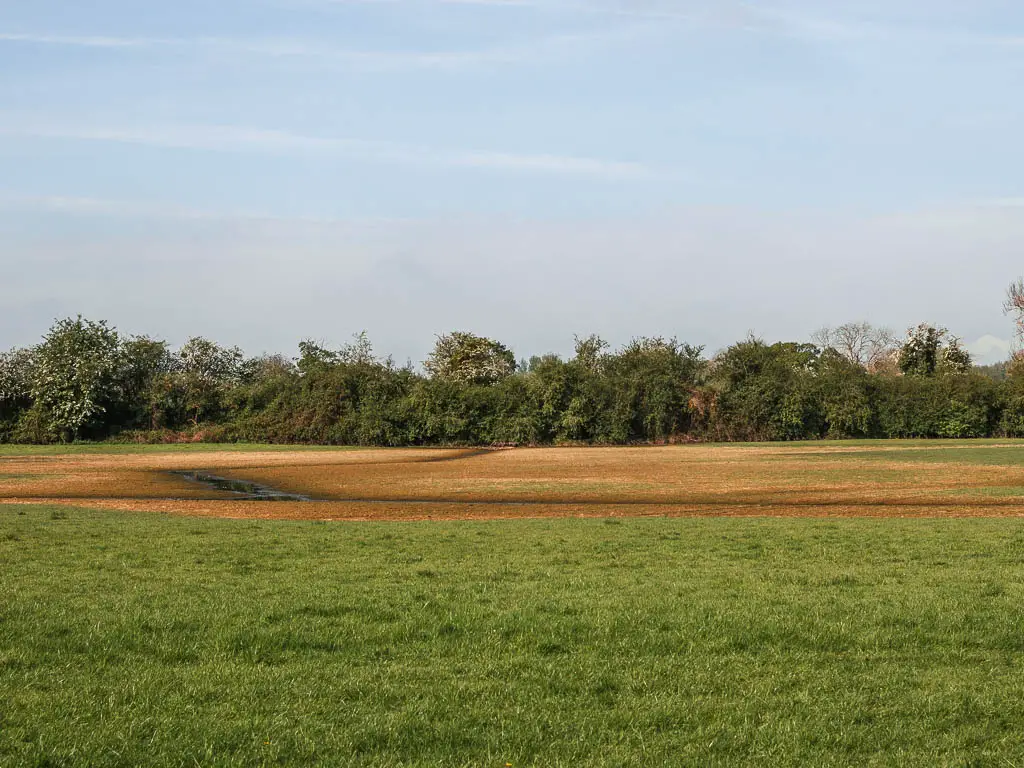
left=172, top=471, right=312, bottom=502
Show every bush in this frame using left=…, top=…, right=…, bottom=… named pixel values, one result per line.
left=0, top=318, right=1019, bottom=446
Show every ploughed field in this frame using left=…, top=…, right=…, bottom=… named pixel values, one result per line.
left=5, top=441, right=1024, bottom=519
left=6, top=442, right=1024, bottom=766
left=4, top=438, right=1024, bottom=524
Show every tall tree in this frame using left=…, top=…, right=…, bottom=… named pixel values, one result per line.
left=1004, top=278, right=1024, bottom=376
left=604, top=337, right=705, bottom=441
left=812, top=322, right=895, bottom=371
left=1005, top=278, right=1024, bottom=338
left=117, top=336, right=175, bottom=430
left=938, top=337, right=972, bottom=375
left=176, top=337, right=244, bottom=426
left=573, top=334, right=609, bottom=372
left=897, top=324, right=971, bottom=377
left=0, top=347, right=36, bottom=437
left=0, top=348, right=34, bottom=408
left=30, top=316, right=121, bottom=441
left=424, top=332, right=516, bottom=385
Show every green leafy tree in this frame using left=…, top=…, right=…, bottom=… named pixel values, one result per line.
left=7, top=314, right=1024, bottom=446
left=710, top=338, right=822, bottom=441
left=528, top=336, right=611, bottom=442
left=338, top=331, right=377, bottom=366
left=424, top=332, right=516, bottom=385
left=897, top=324, right=944, bottom=376
left=0, top=348, right=34, bottom=407
left=603, top=337, right=706, bottom=441
left=938, top=337, right=972, bottom=375
left=897, top=324, right=972, bottom=377
left=30, top=316, right=121, bottom=441
left=573, top=334, right=609, bottom=372
left=816, top=349, right=873, bottom=438
left=116, top=336, right=175, bottom=430
left=297, top=340, right=340, bottom=375
left=0, top=347, right=36, bottom=439
left=175, top=337, right=244, bottom=426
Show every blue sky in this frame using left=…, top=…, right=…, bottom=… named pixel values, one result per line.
left=1, top=0, right=1023, bottom=363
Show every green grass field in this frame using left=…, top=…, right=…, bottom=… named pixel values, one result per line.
left=1, top=437, right=1022, bottom=458
left=4, top=503, right=1024, bottom=766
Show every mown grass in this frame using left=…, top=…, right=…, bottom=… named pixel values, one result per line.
left=950, top=486, right=1024, bottom=498
left=2, top=438, right=1023, bottom=459
left=763, top=441, right=1024, bottom=467
left=728, top=438, right=1024, bottom=451
left=4, top=507, right=1024, bottom=766
left=826, top=447, right=1024, bottom=466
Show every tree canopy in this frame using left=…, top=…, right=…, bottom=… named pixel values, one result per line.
left=0, top=315, right=1014, bottom=446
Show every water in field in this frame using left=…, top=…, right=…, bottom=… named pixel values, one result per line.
left=172, top=471, right=311, bottom=502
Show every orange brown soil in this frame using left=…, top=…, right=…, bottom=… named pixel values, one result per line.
left=3, top=445, right=1024, bottom=520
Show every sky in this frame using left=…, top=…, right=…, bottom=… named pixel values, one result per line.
left=1, top=0, right=1023, bottom=365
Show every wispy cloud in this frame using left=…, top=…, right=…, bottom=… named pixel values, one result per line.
left=0, top=118, right=652, bottom=179
left=0, top=32, right=158, bottom=48
left=0, top=26, right=641, bottom=70
left=295, top=0, right=753, bottom=26
left=21, top=0, right=952, bottom=54
left=10, top=4, right=1017, bottom=76
left=287, top=0, right=1024, bottom=47
left=0, top=2, right=878, bottom=68
left=743, top=2, right=1024, bottom=47
left=0, top=193, right=407, bottom=225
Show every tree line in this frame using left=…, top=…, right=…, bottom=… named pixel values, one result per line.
left=1, top=312, right=1023, bottom=446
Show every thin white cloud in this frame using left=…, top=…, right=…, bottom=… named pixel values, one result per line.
left=285, top=0, right=1024, bottom=47
left=0, top=3, right=877, bottom=66
left=0, top=193, right=408, bottom=226
left=0, top=32, right=159, bottom=48
left=0, top=26, right=643, bottom=70
left=8, top=4, right=1017, bottom=73
left=0, top=118, right=652, bottom=179
left=744, top=2, right=1024, bottom=47
left=294, top=0, right=751, bottom=26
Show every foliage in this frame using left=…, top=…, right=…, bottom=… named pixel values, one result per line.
left=897, top=324, right=972, bottom=377
left=975, top=361, right=1008, bottom=381
left=0, top=348, right=36, bottom=440
left=176, top=337, right=244, bottom=426
left=939, top=337, right=973, bottom=375
left=0, top=316, right=1019, bottom=445
left=114, top=336, right=176, bottom=431
left=29, top=317, right=122, bottom=441
left=601, top=337, right=705, bottom=441
left=709, top=338, right=822, bottom=441
left=0, top=347, right=34, bottom=405
left=424, top=332, right=516, bottom=385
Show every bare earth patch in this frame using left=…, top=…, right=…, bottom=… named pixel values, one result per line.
left=4, top=443, right=1024, bottom=520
